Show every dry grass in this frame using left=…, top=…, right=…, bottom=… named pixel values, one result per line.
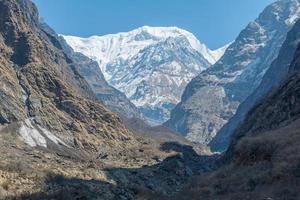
left=171, top=119, right=300, bottom=200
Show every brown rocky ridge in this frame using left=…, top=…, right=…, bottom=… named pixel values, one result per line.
left=0, top=0, right=211, bottom=199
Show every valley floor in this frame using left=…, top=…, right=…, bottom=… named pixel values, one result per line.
left=0, top=123, right=216, bottom=200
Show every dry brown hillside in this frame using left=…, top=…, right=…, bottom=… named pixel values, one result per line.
left=0, top=1, right=211, bottom=199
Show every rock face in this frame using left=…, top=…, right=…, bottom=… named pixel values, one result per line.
left=210, top=19, right=300, bottom=152
left=175, top=39, right=300, bottom=200
left=0, top=0, right=135, bottom=154
left=228, top=35, right=300, bottom=155
left=165, top=0, right=300, bottom=144
left=63, top=27, right=228, bottom=124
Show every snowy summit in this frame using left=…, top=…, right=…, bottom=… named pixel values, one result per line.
left=63, top=26, right=228, bottom=124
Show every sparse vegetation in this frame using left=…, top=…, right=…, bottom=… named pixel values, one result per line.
left=171, top=118, right=300, bottom=200
left=1, top=0, right=300, bottom=200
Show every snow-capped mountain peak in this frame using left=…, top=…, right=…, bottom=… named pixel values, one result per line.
left=63, top=26, right=228, bottom=124
left=63, top=26, right=224, bottom=78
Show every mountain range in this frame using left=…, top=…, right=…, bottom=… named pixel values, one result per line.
left=63, top=27, right=228, bottom=124
left=1, top=0, right=300, bottom=199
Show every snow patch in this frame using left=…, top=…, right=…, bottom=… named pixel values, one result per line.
left=18, top=119, right=67, bottom=148
left=37, top=125, right=69, bottom=147
left=19, top=119, right=47, bottom=147
left=285, top=1, right=300, bottom=25
left=210, top=42, right=232, bottom=62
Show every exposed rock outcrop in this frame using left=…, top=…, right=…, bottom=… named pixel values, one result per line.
left=210, top=19, right=300, bottom=152
left=165, top=0, right=300, bottom=144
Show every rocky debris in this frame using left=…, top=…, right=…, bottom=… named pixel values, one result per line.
left=123, top=117, right=211, bottom=155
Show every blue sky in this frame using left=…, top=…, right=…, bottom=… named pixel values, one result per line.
left=33, top=0, right=274, bottom=49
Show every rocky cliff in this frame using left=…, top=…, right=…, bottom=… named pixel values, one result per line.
left=165, top=0, right=300, bottom=144
left=210, top=19, right=300, bottom=152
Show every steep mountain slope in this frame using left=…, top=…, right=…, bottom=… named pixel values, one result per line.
left=39, top=23, right=143, bottom=120
left=0, top=0, right=136, bottom=156
left=0, top=1, right=214, bottom=199
left=165, top=0, right=300, bottom=144
left=63, top=27, right=227, bottom=124
left=210, top=19, right=300, bottom=152
left=167, top=21, right=300, bottom=200
left=59, top=37, right=143, bottom=120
